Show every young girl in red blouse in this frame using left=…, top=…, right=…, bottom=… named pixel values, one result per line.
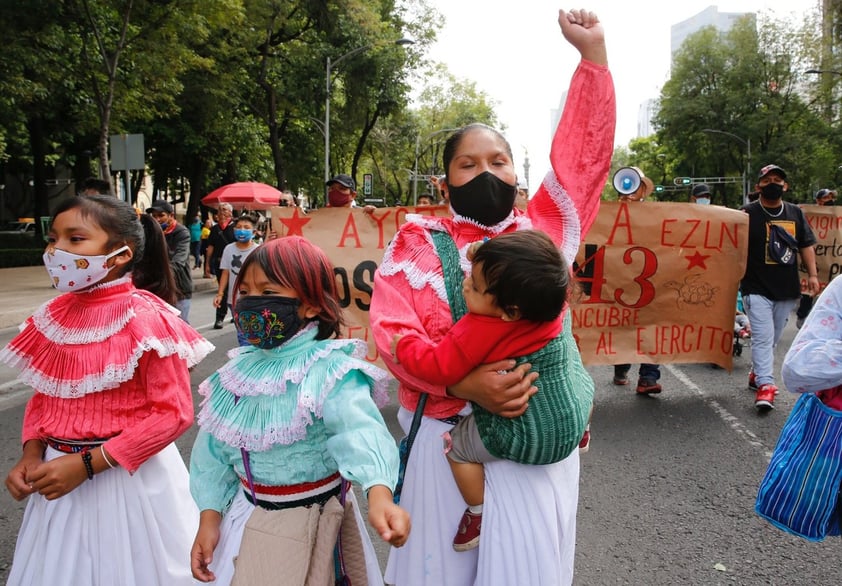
left=1, top=194, right=214, bottom=586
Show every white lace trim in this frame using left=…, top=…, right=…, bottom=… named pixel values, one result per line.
left=542, top=170, right=581, bottom=265
left=30, top=277, right=137, bottom=344
left=196, top=346, right=390, bottom=451
left=379, top=229, right=448, bottom=303
left=2, top=337, right=213, bottom=398
left=210, top=338, right=374, bottom=398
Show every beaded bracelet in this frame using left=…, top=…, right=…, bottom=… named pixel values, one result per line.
left=81, top=450, right=94, bottom=480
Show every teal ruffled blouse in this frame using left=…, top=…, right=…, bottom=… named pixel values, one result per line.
left=190, top=324, right=397, bottom=514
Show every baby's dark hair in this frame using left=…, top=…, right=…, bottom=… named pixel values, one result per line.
left=472, top=230, right=569, bottom=322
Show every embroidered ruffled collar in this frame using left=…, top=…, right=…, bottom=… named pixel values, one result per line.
left=197, top=325, right=390, bottom=450
left=30, top=276, right=140, bottom=344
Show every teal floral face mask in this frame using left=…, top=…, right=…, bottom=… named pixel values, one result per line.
left=234, top=296, right=304, bottom=349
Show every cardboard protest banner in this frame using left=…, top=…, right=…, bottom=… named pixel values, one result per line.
left=271, top=202, right=748, bottom=370
left=571, top=202, right=748, bottom=370
left=801, top=204, right=842, bottom=293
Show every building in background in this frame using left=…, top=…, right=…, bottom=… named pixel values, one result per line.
left=670, top=6, right=752, bottom=57
left=635, top=5, right=754, bottom=140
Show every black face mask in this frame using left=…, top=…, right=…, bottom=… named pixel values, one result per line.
left=234, top=295, right=305, bottom=349
left=760, top=183, right=784, bottom=201
left=448, top=171, right=517, bottom=227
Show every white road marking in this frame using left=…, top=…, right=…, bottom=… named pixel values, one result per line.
left=664, top=363, right=773, bottom=460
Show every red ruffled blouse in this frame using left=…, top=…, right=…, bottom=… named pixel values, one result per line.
left=0, top=276, right=214, bottom=472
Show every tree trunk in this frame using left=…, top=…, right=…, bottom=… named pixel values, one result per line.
left=28, top=115, right=48, bottom=241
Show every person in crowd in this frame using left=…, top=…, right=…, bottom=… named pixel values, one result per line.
left=741, top=164, right=819, bottom=410
left=1, top=194, right=213, bottom=586
left=690, top=183, right=711, bottom=204
left=189, top=214, right=203, bottom=269
left=79, top=177, right=111, bottom=196
left=415, top=194, right=435, bottom=206
left=213, top=214, right=260, bottom=346
left=369, top=8, right=614, bottom=584
left=134, top=214, right=179, bottom=306
left=205, top=203, right=236, bottom=329
left=735, top=290, right=751, bottom=339
left=280, top=191, right=297, bottom=207
left=189, top=236, right=409, bottom=584
left=795, top=188, right=836, bottom=328
left=326, top=174, right=376, bottom=213
left=147, top=199, right=193, bottom=323
left=613, top=169, right=662, bottom=394
left=429, top=174, right=446, bottom=204
left=390, top=230, right=591, bottom=552
left=200, top=218, right=213, bottom=278
left=814, top=187, right=836, bottom=207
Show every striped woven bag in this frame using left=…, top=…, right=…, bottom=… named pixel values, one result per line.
left=755, top=392, right=842, bottom=541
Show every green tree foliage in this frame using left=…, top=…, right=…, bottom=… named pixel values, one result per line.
left=653, top=10, right=833, bottom=207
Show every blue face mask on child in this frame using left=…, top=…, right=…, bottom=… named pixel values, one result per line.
left=234, top=295, right=305, bottom=349
left=234, top=229, right=253, bottom=243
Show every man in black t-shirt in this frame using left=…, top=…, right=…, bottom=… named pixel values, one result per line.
left=740, top=164, right=819, bottom=411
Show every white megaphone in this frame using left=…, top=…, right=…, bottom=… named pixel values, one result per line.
left=612, top=166, right=655, bottom=199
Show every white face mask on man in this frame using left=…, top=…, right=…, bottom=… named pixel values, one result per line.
left=43, top=246, right=129, bottom=292
left=695, top=197, right=711, bottom=205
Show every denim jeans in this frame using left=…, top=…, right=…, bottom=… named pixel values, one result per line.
left=175, top=298, right=191, bottom=324
left=742, top=293, right=798, bottom=387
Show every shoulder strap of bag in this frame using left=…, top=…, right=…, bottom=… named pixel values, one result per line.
left=233, top=395, right=260, bottom=503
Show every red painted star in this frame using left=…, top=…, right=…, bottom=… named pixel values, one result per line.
left=277, top=207, right=311, bottom=237
left=685, top=251, right=710, bottom=270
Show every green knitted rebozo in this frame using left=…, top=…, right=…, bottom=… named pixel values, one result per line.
left=430, top=229, right=594, bottom=465
left=473, top=313, right=593, bottom=464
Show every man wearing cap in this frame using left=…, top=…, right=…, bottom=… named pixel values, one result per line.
left=795, top=188, right=837, bottom=328
left=147, top=199, right=193, bottom=323
left=690, top=183, right=711, bottom=204
left=326, top=174, right=375, bottom=212
left=740, top=164, right=819, bottom=411
left=815, top=188, right=836, bottom=206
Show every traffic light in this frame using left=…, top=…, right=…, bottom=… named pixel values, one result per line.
left=654, top=185, right=664, bottom=193
left=673, top=177, right=692, bottom=186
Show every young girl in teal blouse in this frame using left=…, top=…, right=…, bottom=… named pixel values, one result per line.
left=189, top=236, right=409, bottom=584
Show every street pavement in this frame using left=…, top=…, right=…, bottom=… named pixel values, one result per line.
left=0, top=273, right=840, bottom=584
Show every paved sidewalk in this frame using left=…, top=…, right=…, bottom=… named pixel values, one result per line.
left=0, top=265, right=216, bottom=330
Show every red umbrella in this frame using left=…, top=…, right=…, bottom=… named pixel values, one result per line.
left=201, top=182, right=282, bottom=210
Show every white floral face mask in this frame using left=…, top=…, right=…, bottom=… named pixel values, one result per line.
left=43, top=245, right=130, bottom=292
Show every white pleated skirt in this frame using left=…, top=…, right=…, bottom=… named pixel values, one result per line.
left=384, top=407, right=580, bottom=586
left=8, top=444, right=199, bottom=586
left=209, top=488, right=385, bottom=585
